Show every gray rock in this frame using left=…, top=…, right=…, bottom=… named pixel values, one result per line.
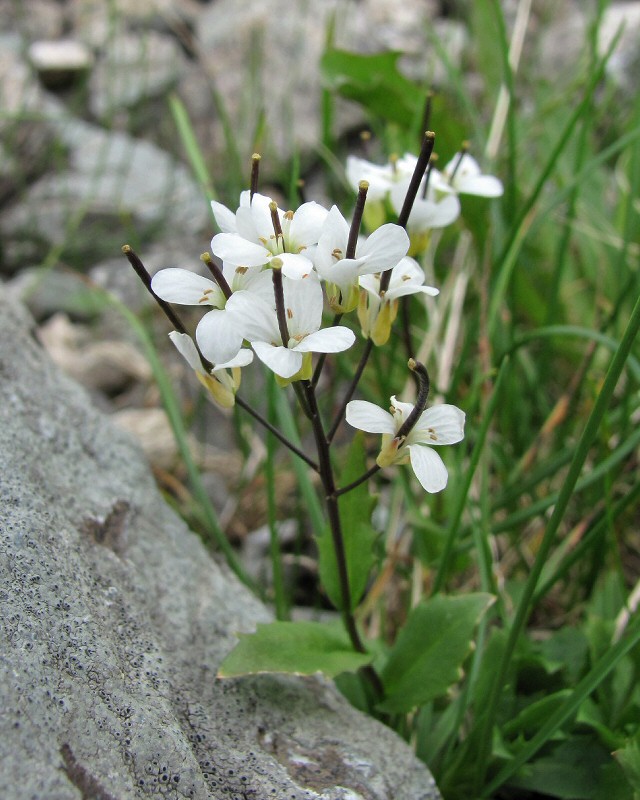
left=0, top=37, right=58, bottom=206
left=536, top=1, right=640, bottom=97
left=0, top=0, right=66, bottom=39
left=187, top=0, right=441, bottom=166
left=0, top=111, right=210, bottom=271
left=70, top=0, right=200, bottom=49
left=4, top=267, right=104, bottom=321
left=89, top=31, right=187, bottom=120
left=0, top=293, right=441, bottom=799
left=89, top=240, right=208, bottom=313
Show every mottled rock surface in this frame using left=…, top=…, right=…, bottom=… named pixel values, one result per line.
left=0, top=292, right=441, bottom=799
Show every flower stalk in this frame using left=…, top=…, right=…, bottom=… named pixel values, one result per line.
left=201, top=252, right=232, bottom=300
left=250, top=152, right=261, bottom=199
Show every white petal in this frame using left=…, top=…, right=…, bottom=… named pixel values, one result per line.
left=390, top=396, right=414, bottom=423
left=252, top=341, right=302, bottom=378
left=414, top=404, right=466, bottom=445
left=214, top=348, right=254, bottom=371
left=429, top=171, right=457, bottom=195
left=387, top=256, right=424, bottom=288
left=357, top=224, right=410, bottom=273
left=407, top=194, right=461, bottom=229
left=250, top=193, right=281, bottom=243
left=235, top=205, right=260, bottom=243
left=168, top=331, right=203, bottom=373
left=244, top=269, right=277, bottom=304
left=315, top=205, right=350, bottom=273
left=290, top=201, right=329, bottom=247
left=195, top=309, right=244, bottom=364
left=447, top=153, right=481, bottom=178
left=345, top=156, right=393, bottom=199
left=387, top=282, right=439, bottom=300
left=277, top=252, right=315, bottom=280
left=211, top=232, right=270, bottom=267
left=395, top=153, right=419, bottom=177
left=458, top=174, right=504, bottom=198
left=358, top=273, right=381, bottom=297
left=409, top=445, right=449, bottom=492
left=283, top=273, right=323, bottom=336
left=293, top=326, right=355, bottom=354
left=211, top=200, right=237, bottom=233
left=345, top=401, right=395, bottom=434
left=317, top=257, right=366, bottom=290
left=151, top=268, right=222, bottom=306
left=224, top=290, right=279, bottom=343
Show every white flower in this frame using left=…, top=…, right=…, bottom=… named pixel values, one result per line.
left=389, top=176, right=460, bottom=232
left=169, top=331, right=253, bottom=408
left=357, top=257, right=439, bottom=346
left=431, top=152, right=503, bottom=198
left=314, top=205, right=410, bottom=312
left=151, top=264, right=272, bottom=364
left=345, top=155, right=397, bottom=201
left=346, top=396, right=465, bottom=493
left=210, top=191, right=328, bottom=280
left=224, top=272, right=355, bottom=380
left=346, top=152, right=460, bottom=245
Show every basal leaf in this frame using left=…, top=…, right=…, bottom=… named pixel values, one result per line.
left=614, top=733, right=640, bottom=795
left=320, top=49, right=424, bottom=128
left=508, top=737, right=629, bottom=800
left=317, top=432, right=377, bottom=610
left=502, top=690, right=573, bottom=739
left=218, top=621, right=372, bottom=679
left=379, top=593, right=495, bottom=713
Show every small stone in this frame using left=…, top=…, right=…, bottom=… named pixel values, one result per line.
left=28, top=39, right=93, bottom=90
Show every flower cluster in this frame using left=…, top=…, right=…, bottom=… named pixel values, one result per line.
left=136, top=142, right=501, bottom=491
left=346, top=395, right=465, bottom=493
left=150, top=189, right=430, bottom=384
left=346, top=149, right=503, bottom=255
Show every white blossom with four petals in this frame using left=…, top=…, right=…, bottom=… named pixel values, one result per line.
left=210, top=191, right=328, bottom=280
left=346, top=396, right=465, bottom=493
left=225, top=272, right=355, bottom=380
left=430, top=152, right=504, bottom=198
left=315, top=205, right=410, bottom=311
left=358, top=257, right=439, bottom=346
left=168, top=331, right=253, bottom=408
left=150, top=264, right=273, bottom=364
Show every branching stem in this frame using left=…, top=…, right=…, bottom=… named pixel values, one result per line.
left=327, top=339, right=373, bottom=444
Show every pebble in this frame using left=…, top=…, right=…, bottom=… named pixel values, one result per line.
left=28, top=39, right=93, bottom=89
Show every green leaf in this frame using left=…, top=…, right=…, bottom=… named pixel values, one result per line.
left=379, top=593, right=495, bottom=713
left=317, top=433, right=377, bottom=610
left=320, top=49, right=424, bottom=129
left=218, top=621, right=373, bottom=678
left=614, top=733, right=640, bottom=797
left=502, top=690, right=573, bottom=739
left=508, top=737, right=629, bottom=800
